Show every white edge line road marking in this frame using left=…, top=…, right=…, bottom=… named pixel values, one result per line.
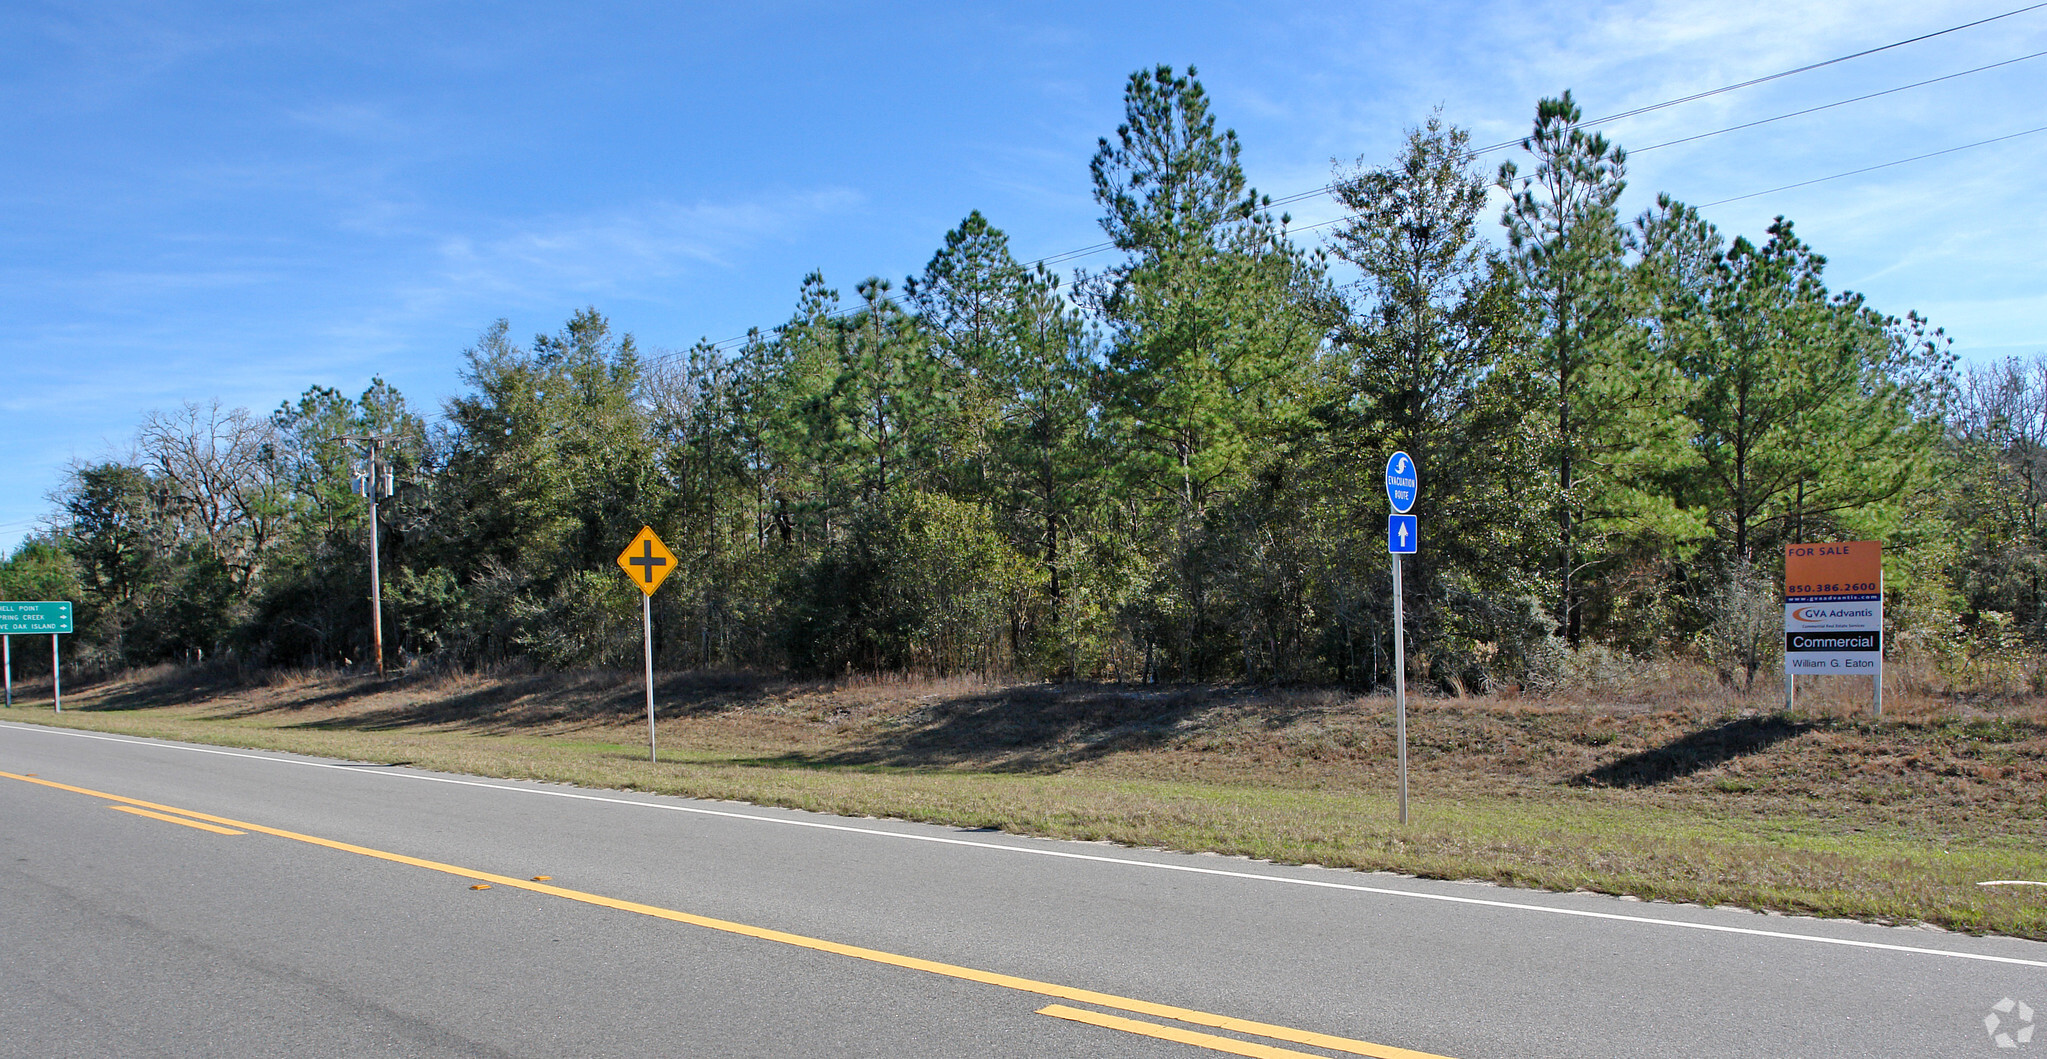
left=5, top=720, right=2044, bottom=970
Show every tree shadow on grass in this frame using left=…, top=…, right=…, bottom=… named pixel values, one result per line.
left=1574, top=715, right=1813, bottom=788
left=63, top=664, right=442, bottom=717
left=62, top=664, right=1345, bottom=778
left=818, top=683, right=1322, bottom=773
left=66, top=665, right=255, bottom=712
left=278, top=670, right=791, bottom=733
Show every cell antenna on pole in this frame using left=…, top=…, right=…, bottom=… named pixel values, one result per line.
left=339, top=434, right=395, bottom=676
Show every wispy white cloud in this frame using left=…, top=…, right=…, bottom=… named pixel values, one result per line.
left=414, top=188, right=865, bottom=307
left=1907, top=292, right=2047, bottom=350
left=279, top=100, right=422, bottom=144
left=9, top=3, right=243, bottom=113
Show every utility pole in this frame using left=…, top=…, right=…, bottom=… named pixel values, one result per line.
left=343, top=435, right=393, bottom=676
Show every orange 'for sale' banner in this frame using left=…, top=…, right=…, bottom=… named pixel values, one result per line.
left=1784, top=541, right=1881, bottom=601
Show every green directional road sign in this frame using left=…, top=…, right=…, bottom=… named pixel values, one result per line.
left=0, top=601, right=72, bottom=634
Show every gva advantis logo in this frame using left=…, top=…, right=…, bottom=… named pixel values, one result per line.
left=1789, top=606, right=1877, bottom=622
left=1987, top=997, right=2036, bottom=1049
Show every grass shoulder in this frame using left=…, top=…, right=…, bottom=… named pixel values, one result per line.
left=3, top=662, right=2043, bottom=939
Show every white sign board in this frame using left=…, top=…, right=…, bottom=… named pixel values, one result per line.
left=1783, top=600, right=1882, bottom=673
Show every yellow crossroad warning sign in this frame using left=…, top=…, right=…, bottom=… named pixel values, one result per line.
left=616, top=525, right=676, bottom=761
left=616, top=526, right=677, bottom=595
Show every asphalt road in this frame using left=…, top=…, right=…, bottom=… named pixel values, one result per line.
left=2, top=719, right=2042, bottom=1059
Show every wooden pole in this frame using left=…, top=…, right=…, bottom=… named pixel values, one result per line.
left=368, top=438, right=385, bottom=677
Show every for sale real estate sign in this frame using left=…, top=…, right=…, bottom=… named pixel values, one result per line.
left=1783, top=541, right=1882, bottom=674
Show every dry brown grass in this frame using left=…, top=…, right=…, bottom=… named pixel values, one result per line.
left=7, top=659, right=2045, bottom=939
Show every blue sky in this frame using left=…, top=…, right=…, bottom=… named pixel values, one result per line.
left=6, top=0, right=2044, bottom=551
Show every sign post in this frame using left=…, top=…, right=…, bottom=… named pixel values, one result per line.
left=1385, top=452, right=1418, bottom=825
left=0, top=602, right=73, bottom=712
left=616, top=527, right=678, bottom=761
left=1783, top=541, right=1883, bottom=718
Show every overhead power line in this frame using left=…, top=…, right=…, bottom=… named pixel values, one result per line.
left=1698, top=123, right=2047, bottom=207
left=1632, top=48, right=2047, bottom=154
left=1342, top=4, right=2047, bottom=180
left=1294, top=123, right=2047, bottom=222
left=682, top=3, right=2047, bottom=355
left=1468, top=0, right=2047, bottom=155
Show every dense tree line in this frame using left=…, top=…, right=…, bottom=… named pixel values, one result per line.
left=5, top=68, right=2037, bottom=691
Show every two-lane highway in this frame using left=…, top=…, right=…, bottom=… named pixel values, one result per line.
left=2, top=720, right=2040, bottom=1058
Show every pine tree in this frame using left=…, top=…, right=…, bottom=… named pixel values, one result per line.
left=1326, top=112, right=1551, bottom=685
left=912, top=215, right=1100, bottom=667
left=1084, top=64, right=1330, bottom=675
left=1500, top=92, right=1683, bottom=645
left=1673, top=216, right=1945, bottom=560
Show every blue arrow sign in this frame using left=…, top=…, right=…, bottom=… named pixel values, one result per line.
left=1385, top=451, right=1417, bottom=513
left=1388, top=514, right=1417, bottom=554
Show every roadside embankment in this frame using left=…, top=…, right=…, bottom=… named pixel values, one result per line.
left=5, top=662, right=2043, bottom=938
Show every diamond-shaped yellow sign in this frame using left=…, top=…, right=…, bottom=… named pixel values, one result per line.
left=616, top=526, right=678, bottom=596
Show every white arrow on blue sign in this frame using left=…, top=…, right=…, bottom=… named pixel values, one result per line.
left=1385, top=452, right=1417, bottom=513
left=0, top=601, right=71, bottom=635
left=1388, top=514, right=1417, bottom=554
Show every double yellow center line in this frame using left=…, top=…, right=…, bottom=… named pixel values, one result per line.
left=107, top=803, right=245, bottom=835
left=5, top=768, right=1455, bottom=1059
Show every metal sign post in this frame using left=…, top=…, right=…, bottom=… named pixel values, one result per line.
left=1391, top=549, right=1408, bottom=825
left=0, top=603, right=72, bottom=711
left=643, top=593, right=655, bottom=760
left=1385, top=453, right=1419, bottom=826
left=616, top=526, right=678, bottom=763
